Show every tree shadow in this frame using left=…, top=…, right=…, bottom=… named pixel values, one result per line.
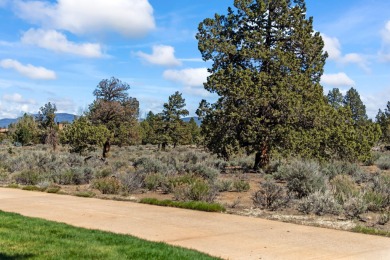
left=0, top=253, right=35, bottom=260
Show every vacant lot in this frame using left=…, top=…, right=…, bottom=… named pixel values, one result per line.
left=0, top=144, right=389, bottom=235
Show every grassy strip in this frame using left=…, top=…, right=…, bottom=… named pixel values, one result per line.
left=139, top=198, right=226, bottom=212
left=351, top=225, right=390, bottom=237
left=0, top=210, right=219, bottom=260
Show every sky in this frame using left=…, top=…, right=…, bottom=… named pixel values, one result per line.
left=0, top=0, right=390, bottom=119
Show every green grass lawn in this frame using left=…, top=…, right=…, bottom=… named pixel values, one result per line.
left=0, top=211, right=219, bottom=260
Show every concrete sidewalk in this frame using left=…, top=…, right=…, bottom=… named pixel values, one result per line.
left=0, top=188, right=389, bottom=259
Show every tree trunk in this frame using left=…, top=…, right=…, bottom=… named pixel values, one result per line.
left=253, top=145, right=270, bottom=170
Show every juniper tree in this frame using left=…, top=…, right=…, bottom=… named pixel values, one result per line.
left=376, top=101, right=390, bottom=143
left=157, top=91, right=189, bottom=149
left=327, top=88, right=344, bottom=109
left=196, top=0, right=328, bottom=168
left=343, top=87, right=368, bottom=124
left=88, top=77, right=139, bottom=145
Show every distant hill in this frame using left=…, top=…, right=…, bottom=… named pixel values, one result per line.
left=182, top=117, right=202, bottom=126
left=138, top=117, right=202, bottom=126
left=0, top=118, right=16, bottom=128
left=0, top=113, right=76, bottom=128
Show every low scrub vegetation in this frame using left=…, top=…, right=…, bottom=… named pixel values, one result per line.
left=0, top=144, right=389, bottom=235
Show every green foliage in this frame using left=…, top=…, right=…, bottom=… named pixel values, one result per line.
left=0, top=211, right=219, bottom=259
left=376, top=101, right=390, bottom=143
left=173, top=178, right=217, bottom=202
left=196, top=1, right=378, bottom=168
left=36, top=102, right=59, bottom=149
left=61, top=116, right=111, bottom=155
left=154, top=92, right=190, bottom=149
left=375, top=154, right=390, bottom=170
left=352, top=225, right=390, bottom=237
left=92, top=177, right=122, bottom=194
left=232, top=179, right=250, bottom=192
left=343, top=88, right=368, bottom=124
left=327, top=88, right=344, bottom=109
left=139, top=198, right=226, bottom=212
left=8, top=114, right=39, bottom=145
left=88, top=77, right=140, bottom=145
left=13, top=170, right=40, bottom=185
left=330, top=175, right=360, bottom=204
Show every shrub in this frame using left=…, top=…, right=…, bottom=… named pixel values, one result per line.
left=186, top=163, right=219, bottom=180
left=118, top=172, right=144, bottom=193
left=252, top=180, right=287, bottom=210
left=13, top=170, right=40, bottom=185
left=217, top=179, right=233, bottom=192
left=22, top=185, right=46, bottom=192
left=92, top=177, right=121, bottom=194
left=343, top=194, right=367, bottom=218
left=46, top=185, right=61, bottom=193
left=330, top=175, right=360, bottom=204
left=363, top=191, right=388, bottom=212
left=377, top=213, right=390, bottom=225
left=233, top=179, right=250, bottom=192
left=365, top=173, right=390, bottom=210
left=277, top=160, right=325, bottom=198
left=298, top=190, right=342, bottom=216
left=144, top=173, right=165, bottom=191
left=173, top=178, right=217, bottom=202
left=321, top=161, right=364, bottom=182
left=375, top=155, right=390, bottom=170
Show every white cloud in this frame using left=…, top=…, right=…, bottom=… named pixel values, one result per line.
left=381, top=21, right=390, bottom=43
left=15, top=0, right=155, bottom=37
left=22, top=28, right=103, bottom=58
left=321, top=73, right=355, bottom=87
left=163, top=68, right=211, bottom=97
left=339, top=53, right=370, bottom=72
left=0, top=93, right=38, bottom=118
left=0, top=59, right=56, bottom=80
left=163, top=68, right=209, bottom=87
left=379, top=21, right=390, bottom=62
left=137, top=45, right=182, bottom=66
left=322, top=33, right=369, bottom=71
left=3, top=93, right=36, bottom=105
left=321, top=34, right=341, bottom=60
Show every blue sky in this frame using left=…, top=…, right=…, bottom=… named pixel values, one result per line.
left=0, top=0, right=389, bottom=119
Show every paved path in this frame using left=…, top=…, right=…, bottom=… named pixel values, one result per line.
left=0, top=188, right=389, bottom=259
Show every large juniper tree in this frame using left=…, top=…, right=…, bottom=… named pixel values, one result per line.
left=196, top=0, right=328, bottom=168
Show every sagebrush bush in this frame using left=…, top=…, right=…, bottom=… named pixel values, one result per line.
left=375, top=155, right=390, bottom=170
left=144, top=173, right=165, bottom=191
left=217, top=179, right=233, bottom=192
left=330, top=175, right=360, bottom=204
left=13, top=170, right=41, bottom=185
left=277, top=160, right=326, bottom=198
left=92, top=177, right=121, bottom=194
left=232, top=179, right=250, bottom=192
left=298, top=190, right=342, bottom=216
left=252, top=180, right=287, bottom=210
left=343, top=194, right=367, bottom=218
left=172, top=178, right=217, bottom=202
left=118, top=171, right=144, bottom=193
